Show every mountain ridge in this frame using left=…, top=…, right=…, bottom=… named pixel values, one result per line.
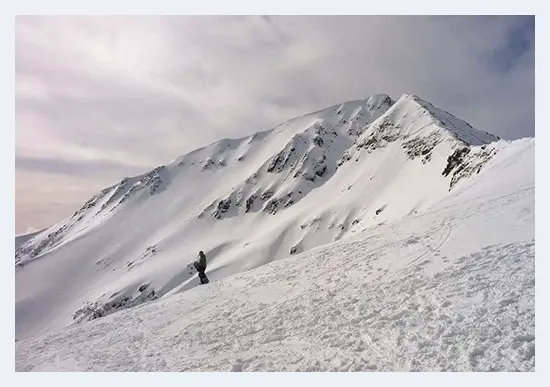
left=15, top=92, right=529, bottom=341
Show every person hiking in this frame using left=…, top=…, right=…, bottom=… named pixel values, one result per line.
left=194, top=251, right=209, bottom=284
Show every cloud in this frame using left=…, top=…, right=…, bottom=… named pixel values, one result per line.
left=15, top=15, right=535, bottom=232
left=16, top=155, right=135, bottom=177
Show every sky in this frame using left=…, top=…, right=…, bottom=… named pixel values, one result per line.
left=15, top=15, right=535, bottom=234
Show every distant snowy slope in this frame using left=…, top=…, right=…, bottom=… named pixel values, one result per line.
left=15, top=137, right=534, bottom=371
left=15, top=229, right=43, bottom=250
left=16, top=93, right=526, bottom=342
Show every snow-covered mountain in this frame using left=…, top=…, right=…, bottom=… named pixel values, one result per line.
left=16, top=132, right=535, bottom=371
left=15, top=92, right=531, bottom=356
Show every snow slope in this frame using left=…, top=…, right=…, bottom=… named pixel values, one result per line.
left=15, top=92, right=525, bottom=345
left=15, top=136, right=534, bottom=371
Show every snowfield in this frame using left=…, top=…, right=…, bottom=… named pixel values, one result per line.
left=15, top=93, right=535, bottom=371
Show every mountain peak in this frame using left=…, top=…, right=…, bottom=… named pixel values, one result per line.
left=394, top=93, right=500, bottom=146
left=16, top=92, right=524, bottom=341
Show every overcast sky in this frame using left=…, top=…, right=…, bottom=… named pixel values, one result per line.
left=15, top=15, right=535, bottom=234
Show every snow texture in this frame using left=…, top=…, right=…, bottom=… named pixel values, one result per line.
left=15, top=93, right=534, bottom=371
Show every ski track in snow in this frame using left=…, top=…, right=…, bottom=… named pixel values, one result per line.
left=15, top=183, right=534, bottom=372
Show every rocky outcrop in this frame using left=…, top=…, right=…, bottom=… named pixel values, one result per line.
left=442, top=146, right=498, bottom=190
left=264, top=193, right=295, bottom=215
left=113, top=166, right=168, bottom=211
left=245, top=194, right=257, bottom=213
left=202, top=157, right=227, bottom=171
left=290, top=243, right=301, bottom=255
left=402, top=131, right=443, bottom=164
left=71, top=191, right=107, bottom=219
left=293, top=152, right=328, bottom=182
left=213, top=198, right=232, bottom=219
left=442, top=147, right=471, bottom=177
left=267, top=142, right=298, bottom=173
left=100, top=178, right=130, bottom=211
left=72, top=287, right=159, bottom=323
left=203, top=187, right=289, bottom=219
left=15, top=225, right=67, bottom=263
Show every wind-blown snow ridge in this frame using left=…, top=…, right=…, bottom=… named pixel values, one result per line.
left=15, top=93, right=529, bottom=350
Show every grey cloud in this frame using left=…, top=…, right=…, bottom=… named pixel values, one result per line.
left=15, top=155, right=139, bottom=178
left=15, top=15, right=534, bottom=232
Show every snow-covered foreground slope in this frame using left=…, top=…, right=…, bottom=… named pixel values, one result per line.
left=16, top=137, right=534, bottom=371
left=16, top=93, right=528, bottom=343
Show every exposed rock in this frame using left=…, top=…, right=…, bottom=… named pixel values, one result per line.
left=72, top=192, right=106, bottom=218
left=402, top=131, right=442, bottom=163
left=337, top=152, right=352, bottom=168
left=315, top=163, right=327, bottom=178
left=445, top=147, right=498, bottom=190
left=313, top=135, right=324, bottom=147
left=264, top=199, right=279, bottom=215
left=15, top=221, right=73, bottom=263
left=261, top=191, right=274, bottom=201
left=267, top=143, right=296, bottom=173
left=356, top=135, right=380, bottom=151
left=442, top=147, right=471, bottom=177
left=294, top=152, right=327, bottom=182
left=100, top=178, right=129, bottom=211
left=301, top=217, right=322, bottom=230
left=245, top=195, right=257, bottom=213
left=148, top=174, right=162, bottom=195
left=111, top=166, right=167, bottom=210
left=201, top=158, right=216, bottom=171
left=200, top=156, right=228, bottom=170
left=263, top=193, right=294, bottom=215
left=72, top=288, right=159, bottom=323
left=213, top=198, right=232, bottom=219
left=339, top=118, right=401, bottom=167
left=313, top=121, right=331, bottom=136
left=375, top=205, right=387, bottom=215
left=334, top=223, right=347, bottom=241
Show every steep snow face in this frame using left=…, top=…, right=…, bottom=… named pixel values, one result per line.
left=15, top=136, right=534, bottom=371
left=16, top=93, right=515, bottom=340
